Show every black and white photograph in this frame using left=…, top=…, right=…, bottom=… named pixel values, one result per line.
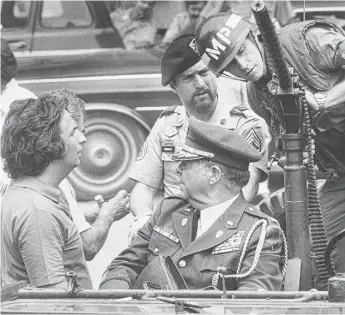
left=1, top=0, right=345, bottom=314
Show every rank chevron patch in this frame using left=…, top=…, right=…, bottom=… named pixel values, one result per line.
left=243, top=129, right=261, bottom=152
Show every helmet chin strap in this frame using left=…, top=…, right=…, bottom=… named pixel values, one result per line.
left=220, top=71, right=247, bottom=82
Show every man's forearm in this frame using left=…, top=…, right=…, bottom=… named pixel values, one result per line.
left=80, top=190, right=129, bottom=261
left=130, top=183, right=157, bottom=216
left=325, top=80, right=345, bottom=108
left=80, top=210, right=113, bottom=261
left=242, top=166, right=261, bottom=203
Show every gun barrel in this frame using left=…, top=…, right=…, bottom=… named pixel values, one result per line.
left=251, top=0, right=291, bottom=89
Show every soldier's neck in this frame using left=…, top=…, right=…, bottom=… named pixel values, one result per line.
left=188, top=188, right=238, bottom=210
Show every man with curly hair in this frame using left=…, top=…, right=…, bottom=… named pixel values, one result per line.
left=53, top=90, right=130, bottom=262
left=1, top=39, right=36, bottom=195
left=1, top=40, right=130, bottom=262
left=0, top=90, right=128, bottom=289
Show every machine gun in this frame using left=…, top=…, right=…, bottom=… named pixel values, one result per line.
left=251, top=0, right=335, bottom=290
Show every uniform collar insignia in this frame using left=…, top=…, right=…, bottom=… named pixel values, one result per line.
left=223, top=193, right=248, bottom=229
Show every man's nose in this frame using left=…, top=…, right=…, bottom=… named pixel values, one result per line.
left=176, top=164, right=183, bottom=176
left=193, top=75, right=206, bottom=88
left=77, top=130, right=87, bottom=144
left=234, top=55, right=247, bottom=71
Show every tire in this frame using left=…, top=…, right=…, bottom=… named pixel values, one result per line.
left=68, top=107, right=148, bottom=201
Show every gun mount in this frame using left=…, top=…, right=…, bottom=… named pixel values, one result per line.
left=251, top=0, right=302, bottom=135
left=250, top=0, right=340, bottom=290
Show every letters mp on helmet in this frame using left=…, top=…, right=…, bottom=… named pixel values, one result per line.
left=196, top=13, right=253, bottom=76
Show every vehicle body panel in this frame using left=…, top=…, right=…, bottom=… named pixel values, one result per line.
left=3, top=298, right=344, bottom=315
left=1, top=288, right=344, bottom=315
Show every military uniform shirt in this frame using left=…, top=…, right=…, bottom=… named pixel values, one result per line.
left=129, top=103, right=269, bottom=197
left=196, top=195, right=238, bottom=239
left=100, top=194, right=284, bottom=291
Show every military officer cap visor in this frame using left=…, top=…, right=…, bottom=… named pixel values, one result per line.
left=172, top=117, right=261, bottom=170
left=161, top=34, right=201, bottom=86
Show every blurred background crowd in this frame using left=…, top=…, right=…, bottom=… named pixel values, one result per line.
left=5, top=0, right=343, bottom=51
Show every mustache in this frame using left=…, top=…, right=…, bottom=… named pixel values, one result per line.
left=192, top=89, right=210, bottom=98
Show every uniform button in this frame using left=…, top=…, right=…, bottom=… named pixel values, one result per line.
left=153, top=248, right=159, bottom=255
left=178, top=260, right=186, bottom=268
left=220, top=119, right=227, bottom=125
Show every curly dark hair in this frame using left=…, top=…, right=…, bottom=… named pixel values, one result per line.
left=62, top=89, right=86, bottom=131
left=1, top=90, right=73, bottom=179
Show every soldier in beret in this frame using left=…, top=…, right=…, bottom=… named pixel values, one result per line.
left=127, top=34, right=270, bottom=244
left=100, top=117, right=286, bottom=291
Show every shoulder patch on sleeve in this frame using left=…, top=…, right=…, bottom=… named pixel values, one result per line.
left=243, top=129, right=261, bottom=152
left=136, top=140, right=148, bottom=161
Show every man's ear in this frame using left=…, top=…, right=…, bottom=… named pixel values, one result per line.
left=169, top=81, right=177, bottom=94
left=209, top=165, right=222, bottom=185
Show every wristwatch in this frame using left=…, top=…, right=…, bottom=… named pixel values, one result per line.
left=313, top=92, right=327, bottom=111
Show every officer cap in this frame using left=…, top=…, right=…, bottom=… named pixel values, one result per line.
left=172, top=117, right=261, bottom=170
left=161, top=34, right=200, bottom=86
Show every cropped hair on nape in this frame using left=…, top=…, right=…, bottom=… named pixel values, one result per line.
left=196, top=159, right=250, bottom=189
left=1, top=96, right=66, bottom=179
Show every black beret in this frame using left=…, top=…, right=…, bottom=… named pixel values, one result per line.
left=161, top=34, right=200, bottom=86
left=172, top=117, right=261, bottom=170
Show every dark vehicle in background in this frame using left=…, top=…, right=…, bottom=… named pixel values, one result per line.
left=1, top=0, right=124, bottom=51
left=2, top=0, right=180, bottom=200
left=1, top=0, right=345, bottom=201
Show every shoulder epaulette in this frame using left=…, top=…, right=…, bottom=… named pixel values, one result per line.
left=245, top=204, right=279, bottom=224
left=245, top=204, right=264, bottom=217
left=230, top=105, right=248, bottom=116
left=159, top=105, right=178, bottom=118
